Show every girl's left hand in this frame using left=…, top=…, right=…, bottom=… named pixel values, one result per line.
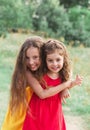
left=60, top=89, right=70, bottom=104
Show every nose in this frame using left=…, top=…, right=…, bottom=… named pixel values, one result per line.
left=53, top=61, right=57, bottom=66
left=29, top=59, right=34, bottom=65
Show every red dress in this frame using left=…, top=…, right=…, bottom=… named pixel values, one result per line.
left=23, top=74, right=66, bottom=130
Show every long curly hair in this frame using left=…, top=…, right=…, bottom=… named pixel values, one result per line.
left=9, top=36, right=44, bottom=113
left=41, top=39, right=72, bottom=82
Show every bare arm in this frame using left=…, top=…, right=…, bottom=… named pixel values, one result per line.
left=26, top=71, right=83, bottom=99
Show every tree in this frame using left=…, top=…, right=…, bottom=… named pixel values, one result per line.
left=32, top=0, right=71, bottom=38
left=0, top=0, right=17, bottom=35
left=59, top=0, right=90, bottom=8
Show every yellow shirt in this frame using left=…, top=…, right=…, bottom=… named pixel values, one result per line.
left=1, top=87, right=33, bottom=130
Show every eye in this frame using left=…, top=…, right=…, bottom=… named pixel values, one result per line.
left=56, top=58, right=61, bottom=62
left=47, top=59, right=53, bottom=62
left=33, top=56, right=39, bottom=59
left=26, top=56, right=29, bottom=59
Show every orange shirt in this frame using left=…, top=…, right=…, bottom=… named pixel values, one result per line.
left=1, top=87, right=33, bottom=130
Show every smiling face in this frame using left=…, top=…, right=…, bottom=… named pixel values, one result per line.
left=26, top=47, right=41, bottom=71
left=46, top=50, right=64, bottom=76
left=41, top=39, right=71, bottom=81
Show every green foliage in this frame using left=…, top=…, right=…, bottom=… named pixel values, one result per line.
left=67, top=6, right=90, bottom=46
left=60, top=0, right=90, bottom=8
left=0, top=0, right=33, bottom=35
left=15, top=2, right=33, bottom=29
left=0, top=0, right=17, bottom=35
left=0, top=0, right=90, bottom=47
left=32, top=0, right=71, bottom=38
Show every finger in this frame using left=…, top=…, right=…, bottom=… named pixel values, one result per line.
left=62, top=98, right=66, bottom=104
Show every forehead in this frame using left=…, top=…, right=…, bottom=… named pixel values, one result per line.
left=26, top=47, right=39, bottom=56
left=46, top=50, right=63, bottom=58
left=47, top=49, right=63, bottom=56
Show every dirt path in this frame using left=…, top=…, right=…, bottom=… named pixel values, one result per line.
left=65, top=115, right=85, bottom=130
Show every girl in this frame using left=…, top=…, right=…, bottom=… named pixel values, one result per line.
left=22, top=39, right=83, bottom=130
left=1, top=36, right=44, bottom=130
left=1, top=36, right=70, bottom=130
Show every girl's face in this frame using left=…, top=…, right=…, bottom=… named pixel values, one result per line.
left=26, top=47, right=41, bottom=71
left=46, top=50, right=64, bottom=74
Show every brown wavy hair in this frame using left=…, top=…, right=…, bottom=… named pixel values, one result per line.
left=41, top=39, right=72, bottom=82
left=9, top=36, right=44, bottom=113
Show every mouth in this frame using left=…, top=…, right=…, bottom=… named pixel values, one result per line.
left=30, top=66, right=36, bottom=69
left=52, top=67, right=58, bottom=70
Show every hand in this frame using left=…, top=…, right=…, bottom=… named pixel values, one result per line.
left=60, top=89, right=70, bottom=104
left=70, top=75, right=83, bottom=88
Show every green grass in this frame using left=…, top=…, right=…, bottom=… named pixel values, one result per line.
left=0, top=33, right=90, bottom=129
left=67, top=47, right=90, bottom=114
left=0, top=33, right=31, bottom=91
left=0, top=91, right=9, bottom=127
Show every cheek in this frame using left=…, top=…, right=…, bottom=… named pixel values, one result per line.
left=37, top=59, right=41, bottom=66
left=26, top=60, right=29, bottom=66
left=46, top=63, right=51, bottom=69
left=60, top=61, right=64, bottom=67
left=46, top=61, right=49, bottom=66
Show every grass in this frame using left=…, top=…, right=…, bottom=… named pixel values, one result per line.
left=0, top=33, right=90, bottom=129
left=0, top=91, right=9, bottom=127
left=68, top=47, right=90, bottom=114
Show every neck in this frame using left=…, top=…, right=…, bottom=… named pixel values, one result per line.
left=47, top=72, right=59, bottom=79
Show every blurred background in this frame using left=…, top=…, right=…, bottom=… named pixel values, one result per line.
left=0, top=0, right=90, bottom=129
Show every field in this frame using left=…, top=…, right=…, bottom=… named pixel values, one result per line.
left=0, top=33, right=90, bottom=129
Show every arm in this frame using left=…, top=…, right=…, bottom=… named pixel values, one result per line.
left=26, top=71, right=83, bottom=99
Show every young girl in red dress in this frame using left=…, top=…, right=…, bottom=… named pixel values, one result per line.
left=23, top=39, right=83, bottom=130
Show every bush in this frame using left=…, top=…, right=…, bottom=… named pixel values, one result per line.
left=32, top=1, right=72, bottom=39
left=0, top=0, right=17, bottom=36
left=67, top=6, right=90, bottom=46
